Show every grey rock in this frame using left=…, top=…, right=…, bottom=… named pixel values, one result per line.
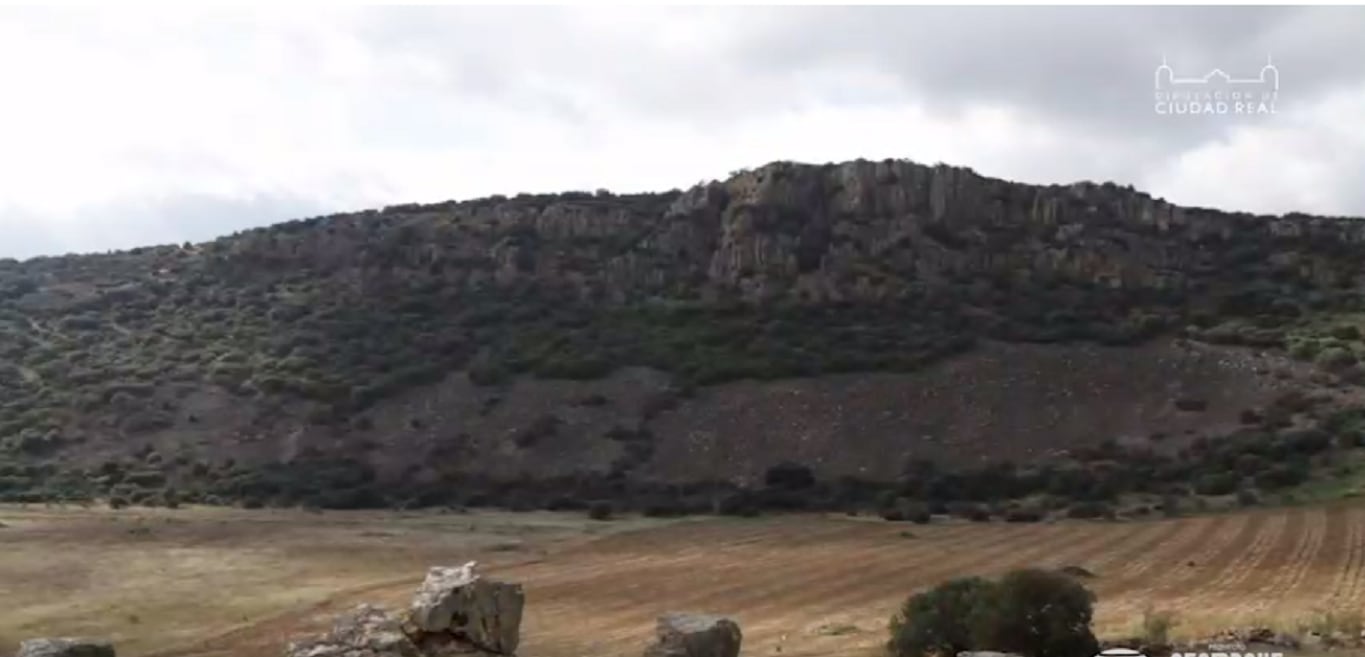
left=16, top=638, right=115, bottom=657
left=284, top=563, right=524, bottom=657
left=406, top=562, right=524, bottom=656
left=643, top=613, right=742, bottom=657
left=284, top=604, right=419, bottom=657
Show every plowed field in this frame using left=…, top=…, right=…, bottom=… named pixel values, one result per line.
left=4, top=503, right=1364, bottom=657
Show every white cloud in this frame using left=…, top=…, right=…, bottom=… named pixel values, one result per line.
left=1143, top=84, right=1365, bottom=215
left=0, top=6, right=1361, bottom=259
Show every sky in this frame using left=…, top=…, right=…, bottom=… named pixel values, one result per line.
left=1, top=5, right=1364, bottom=259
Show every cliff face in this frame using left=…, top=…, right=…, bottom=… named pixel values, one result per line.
left=138, top=158, right=1362, bottom=308
left=1, top=157, right=1363, bottom=505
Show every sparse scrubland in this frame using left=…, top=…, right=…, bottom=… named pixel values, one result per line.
left=5, top=159, right=1365, bottom=516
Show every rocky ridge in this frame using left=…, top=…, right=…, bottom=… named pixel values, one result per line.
left=2, top=157, right=1365, bottom=508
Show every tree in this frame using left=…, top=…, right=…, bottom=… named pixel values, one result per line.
left=888, top=577, right=996, bottom=657
left=972, top=569, right=1099, bottom=657
left=764, top=461, right=815, bottom=490
left=587, top=501, right=614, bottom=521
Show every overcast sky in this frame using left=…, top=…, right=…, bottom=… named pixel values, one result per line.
left=2, top=6, right=1363, bottom=259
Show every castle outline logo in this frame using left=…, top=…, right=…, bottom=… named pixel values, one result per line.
left=1153, top=55, right=1279, bottom=116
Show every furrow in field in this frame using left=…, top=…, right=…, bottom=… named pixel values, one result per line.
left=1333, top=505, right=1365, bottom=605
left=536, top=523, right=1079, bottom=657
left=1238, top=507, right=1328, bottom=618
left=503, top=518, right=828, bottom=576
left=704, top=522, right=1144, bottom=654
left=527, top=522, right=1016, bottom=652
left=1136, top=511, right=1256, bottom=605
left=1101, top=514, right=1231, bottom=609
left=1198, top=510, right=1286, bottom=598
left=511, top=519, right=866, bottom=590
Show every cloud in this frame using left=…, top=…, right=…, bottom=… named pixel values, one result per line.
left=0, top=193, right=331, bottom=260
left=0, top=6, right=1362, bottom=259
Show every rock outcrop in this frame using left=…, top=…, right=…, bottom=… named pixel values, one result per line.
left=286, top=562, right=523, bottom=657
left=406, top=562, right=524, bottom=655
left=287, top=605, right=420, bottom=657
left=642, top=613, right=742, bottom=657
left=14, top=639, right=115, bottom=657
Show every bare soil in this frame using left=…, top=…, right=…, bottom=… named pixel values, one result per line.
left=5, top=502, right=1365, bottom=657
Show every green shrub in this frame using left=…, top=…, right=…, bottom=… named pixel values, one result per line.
left=887, top=577, right=996, bottom=657
left=1065, top=501, right=1115, bottom=519
left=1193, top=472, right=1238, bottom=496
left=973, top=568, right=1100, bottom=657
left=1317, top=347, right=1357, bottom=371
left=1139, top=605, right=1177, bottom=648
left=1173, top=398, right=1208, bottom=412
left=1289, top=340, right=1322, bottom=361
left=889, top=569, right=1099, bottom=657
left=901, top=500, right=932, bottom=524
left=764, top=461, right=815, bottom=490
left=1256, top=462, right=1310, bottom=489
left=587, top=500, right=614, bottom=520
left=1005, top=508, right=1044, bottom=523
left=1331, top=325, right=1361, bottom=341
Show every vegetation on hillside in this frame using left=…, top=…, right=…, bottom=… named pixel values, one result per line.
left=4, top=159, right=1365, bottom=509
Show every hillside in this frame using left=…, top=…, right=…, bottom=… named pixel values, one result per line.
left=4, top=158, right=1365, bottom=513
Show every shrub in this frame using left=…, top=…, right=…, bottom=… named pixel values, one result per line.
left=1139, top=605, right=1177, bottom=648
left=1065, top=501, right=1115, bottom=519
left=887, top=577, right=996, bottom=657
left=973, top=568, right=1100, bottom=657
left=514, top=414, right=560, bottom=448
left=764, top=461, right=816, bottom=490
left=1173, top=398, right=1208, bottom=412
left=1193, top=472, right=1238, bottom=496
left=1004, top=508, right=1044, bottom=523
left=1331, top=325, right=1362, bottom=341
left=587, top=501, right=614, bottom=521
left=1256, top=463, right=1310, bottom=489
left=716, top=492, right=761, bottom=517
left=1317, top=347, right=1358, bottom=371
left=1289, top=340, right=1322, bottom=361
left=1236, top=488, right=1260, bottom=507
left=901, top=500, right=932, bottom=524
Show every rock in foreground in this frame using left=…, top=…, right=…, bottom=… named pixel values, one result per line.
left=643, top=613, right=742, bottom=657
left=285, top=562, right=523, bottom=657
left=16, top=639, right=115, bottom=657
left=406, top=562, right=524, bottom=655
left=285, top=604, right=419, bottom=657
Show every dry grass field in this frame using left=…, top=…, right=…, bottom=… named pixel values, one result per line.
left=4, top=502, right=1365, bottom=657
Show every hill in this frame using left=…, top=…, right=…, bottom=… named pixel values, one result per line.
left=4, top=158, right=1365, bottom=513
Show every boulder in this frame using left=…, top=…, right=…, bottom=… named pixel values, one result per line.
left=15, top=639, right=115, bottom=657
left=643, top=613, right=742, bottom=657
left=286, top=563, right=523, bottom=657
left=406, top=562, right=524, bottom=656
left=285, top=604, right=420, bottom=657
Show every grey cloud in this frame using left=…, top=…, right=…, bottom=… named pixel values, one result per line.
left=2, top=6, right=1363, bottom=259
left=1, top=193, right=333, bottom=259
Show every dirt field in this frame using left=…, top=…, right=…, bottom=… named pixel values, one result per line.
left=4, top=502, right=1364, bottom=657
